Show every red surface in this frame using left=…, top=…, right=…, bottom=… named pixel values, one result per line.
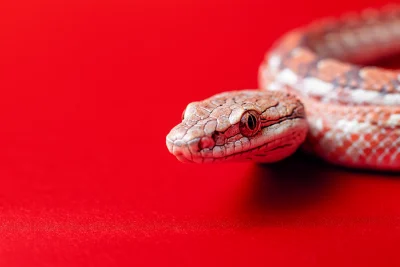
left=0, top=0, right=399, bottom=266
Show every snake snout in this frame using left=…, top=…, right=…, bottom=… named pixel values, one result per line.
left=166, top=137, right=208, bottom=163
left=166, top=122, right=216, bottom=162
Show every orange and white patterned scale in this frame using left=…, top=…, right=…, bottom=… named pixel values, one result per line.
left=259, top=6, right=400, bottom=170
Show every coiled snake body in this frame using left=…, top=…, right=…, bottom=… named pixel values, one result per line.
left=166, top=6, right=400, bottom=171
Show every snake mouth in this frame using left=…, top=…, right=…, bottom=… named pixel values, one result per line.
left=166, top=121, right=307, bottom=164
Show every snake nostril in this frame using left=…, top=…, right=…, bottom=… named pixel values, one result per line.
left=199, top=137, right=215, bottom=150
left=212, top=132, right=225, bottom=146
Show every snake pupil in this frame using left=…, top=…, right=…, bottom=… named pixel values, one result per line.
left=248, top=114, right=256, bottom=130
left=239, top=110, right=260, bottom=137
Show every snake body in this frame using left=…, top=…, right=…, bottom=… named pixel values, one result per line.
left=166, top=6, right=400, bottom=171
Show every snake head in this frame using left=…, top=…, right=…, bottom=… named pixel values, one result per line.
left=166, top=90, right=308, bottom=163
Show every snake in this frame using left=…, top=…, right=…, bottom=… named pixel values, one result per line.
left=166, top=5, right=400, bottom=171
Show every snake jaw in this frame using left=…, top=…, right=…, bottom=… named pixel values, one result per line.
left=166, top=90, right=308, bottom=163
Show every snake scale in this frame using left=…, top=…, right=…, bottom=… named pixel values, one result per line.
left=166, top=5, right=400, bottom=171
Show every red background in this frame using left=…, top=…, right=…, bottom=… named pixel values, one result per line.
left=0, top=0, right=399, bottom=266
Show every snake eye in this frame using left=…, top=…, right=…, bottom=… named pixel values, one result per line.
left=239, top=110, right=261, bottom=137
